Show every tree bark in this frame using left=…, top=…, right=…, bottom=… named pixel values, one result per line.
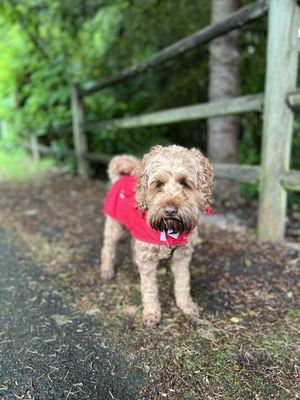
left=208, top=0, right=241, bottom=165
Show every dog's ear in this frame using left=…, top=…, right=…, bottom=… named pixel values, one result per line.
left=190, top=148, right=214, bottom=211
left=135, top=145, right=163, bottom=211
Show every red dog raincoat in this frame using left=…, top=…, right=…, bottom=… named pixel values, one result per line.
left=103, top=175, right=190, bottom=246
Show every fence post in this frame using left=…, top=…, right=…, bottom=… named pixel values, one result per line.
left=30, top=133, right=40, bottom=162
left=258, top=0, right=300, bottom=242
left=71, top=82, right=90, bottom=178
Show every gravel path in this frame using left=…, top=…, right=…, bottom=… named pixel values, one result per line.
left=0, top=228, right=145, bottom=400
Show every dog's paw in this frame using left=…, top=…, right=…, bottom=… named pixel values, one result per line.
left=178, top=301, right=199, bottom=320
left=143, top=309, right=161, bottom=328
left=100, top=267, right=115, bottom=282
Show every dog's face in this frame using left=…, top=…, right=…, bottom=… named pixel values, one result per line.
left=135, top=145, right=213, bottom=234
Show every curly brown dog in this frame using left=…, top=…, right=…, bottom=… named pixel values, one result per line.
left=100, top=145, right=213, bottom=326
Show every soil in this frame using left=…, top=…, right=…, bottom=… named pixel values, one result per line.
left=0, top=172, right=299, bottom=399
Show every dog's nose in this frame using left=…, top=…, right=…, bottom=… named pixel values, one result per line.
left=164, top=204, right=178, bottom=217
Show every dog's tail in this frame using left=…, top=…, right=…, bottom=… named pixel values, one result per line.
left=107, top=155, right=139, bottom=183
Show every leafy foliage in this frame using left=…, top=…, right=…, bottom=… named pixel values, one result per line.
left=0, top=0, right=299, bottom=173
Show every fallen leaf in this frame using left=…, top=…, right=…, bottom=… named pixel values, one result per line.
left=86, top=307, right=101, bottom=316
left=51, top=314, right=72, bottom=326
left=244, top=259, right=252, bottom=267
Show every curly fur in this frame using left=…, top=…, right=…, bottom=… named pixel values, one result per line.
left=136, top=145, right=213, bottom=234
left=107, top=154, right=139, bottom=183
left=100, top=145, right=214, bottom=326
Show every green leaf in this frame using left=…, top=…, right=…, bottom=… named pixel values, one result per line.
left=86, top=307, right=101, bottom=316
left=244, top=259, right=252, bottom=267
left=51, top=314, right=72, bottom=326
left=183, top=392, right=193, bottom=399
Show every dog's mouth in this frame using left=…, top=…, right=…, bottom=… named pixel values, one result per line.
left=149, top=215, right=191, bottom=234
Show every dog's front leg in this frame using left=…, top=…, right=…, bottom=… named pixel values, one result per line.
left=135, top=240, right=161, bottom=327
left=171, top=246, right=199, bottom=320
left=100, top=216, right=124, bottom=281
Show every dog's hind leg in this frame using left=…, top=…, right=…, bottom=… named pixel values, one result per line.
left=100, top=216, right=124, bottom=281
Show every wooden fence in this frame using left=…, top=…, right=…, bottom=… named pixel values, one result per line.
left=26, top=0, right=300, bottom=243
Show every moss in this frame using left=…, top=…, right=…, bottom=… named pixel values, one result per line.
left=287, top=309, right=300, bottom=319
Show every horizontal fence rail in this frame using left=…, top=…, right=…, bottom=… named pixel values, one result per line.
left=81, top=0, right=269, bottom=97
left=21, top=142, right=111, bottom=164
left=213, top=164, right=260, bottom=184
left=83, top=152, right=113, bottom=164
left=35, top=89, right=300, bottom=137
left=20, top=142, right=300, bottom=192
left=47, top=125, right=73, bottom=135
left=286, top=89, right=300, bottom=108
left=84, top=94, right=264, bottom=131
left=281, top=170, right=300, bottom=189
left=21, top=142, right=75, bottom=158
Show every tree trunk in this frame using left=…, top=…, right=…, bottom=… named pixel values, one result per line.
left=208, top=0, right=241, bottom=167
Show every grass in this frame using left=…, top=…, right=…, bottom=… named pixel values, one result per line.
left=0, top=142, right=54, bottom=181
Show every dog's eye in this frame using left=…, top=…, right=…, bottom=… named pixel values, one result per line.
left=155, top=181, right=164, bottom=190
left=151, top=180, right=164, bottom=191
left=179, top=179, right=191, bottom=189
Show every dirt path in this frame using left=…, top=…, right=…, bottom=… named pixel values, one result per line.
left=0, top=173, right=299, bottom=399
left=0, top=228, right=145, bottom=400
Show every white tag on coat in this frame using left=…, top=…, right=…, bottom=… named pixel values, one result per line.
left=160, top=230, right=180, bottom=242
